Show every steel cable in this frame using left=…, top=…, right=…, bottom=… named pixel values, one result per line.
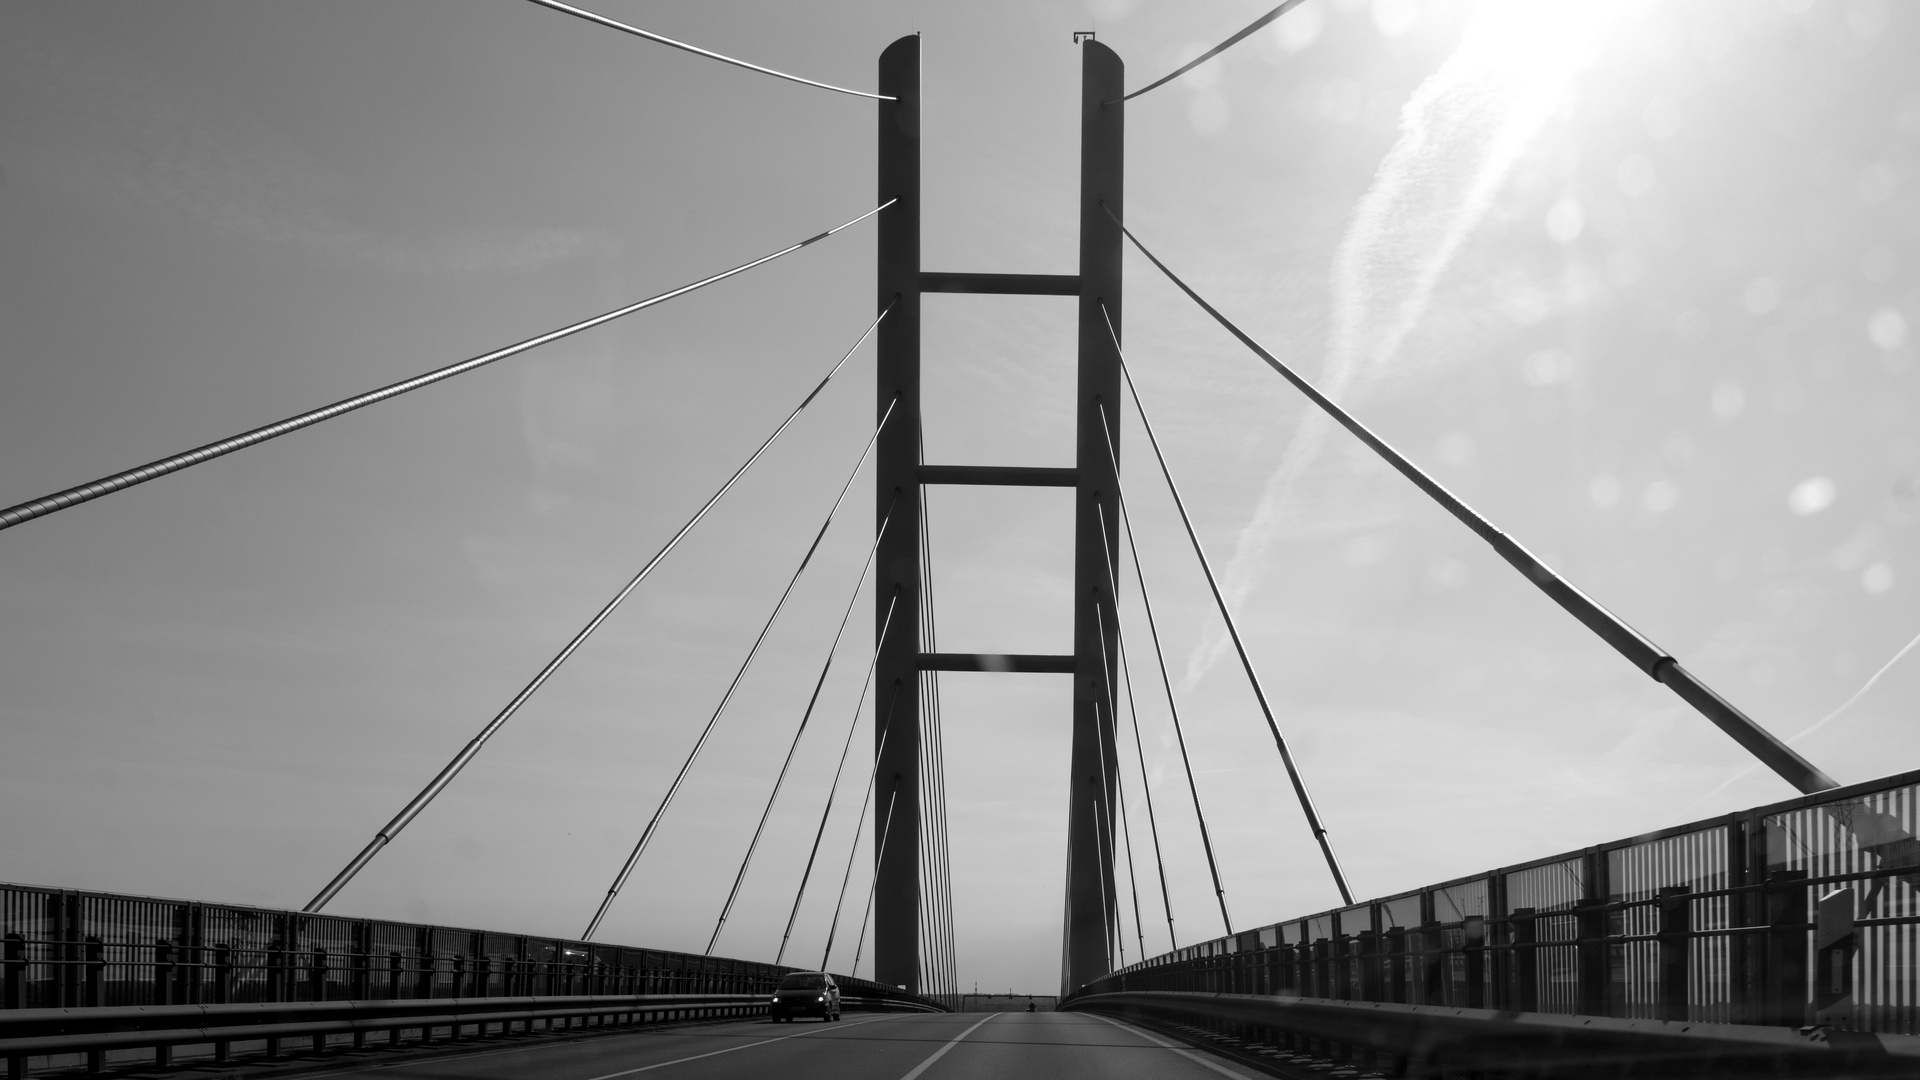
left=1102, top=209, right=1836, bottom=796
left=525, top=0, right=894, bottom=101
left=3, top=202, right=892, bottom=534
left=1098, top=334, right=1355, bottom=905
left=1112, top=752, right=1145, bottom=962
left=1095, top=603, right=1148, bottom=964
left=776, top=642, right=901, bottom=967
left=1107, top=0, right=1310, bottom=104
left=846, top=788, right=900, bottom=978
left=1092, top=708, right=1131, bottom=969
left=702, top=473, right=901, bottom=955
left=818, top=614, right=903, bottom=969
left=1092, top=790, right=1118, bottom=971
left=302, top=302, right=892, bottom=915
left=1096, top=501, right=1178, bottom=952
left=583, top=401, right=899, bottom=941
left=1097, top=405, right=1239, bottom=933
left=917, top=470, right=959, bottom=1001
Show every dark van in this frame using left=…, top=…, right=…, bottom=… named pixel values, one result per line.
left=769, top=971, right=841, bottom=1022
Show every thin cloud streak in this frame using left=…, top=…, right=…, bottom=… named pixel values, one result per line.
left=1183, top=1, right=1614, bottom=691
left=1685, top=626, right=1920, bottom=812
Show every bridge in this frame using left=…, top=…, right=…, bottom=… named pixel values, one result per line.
left=3, top=2, right=1918, bottom=1077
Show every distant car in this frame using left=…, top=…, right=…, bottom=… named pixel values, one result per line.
left=769, top=971, right=841, bottom=1022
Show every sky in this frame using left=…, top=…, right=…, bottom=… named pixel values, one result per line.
left=2, top=0, right=1917, bottom=996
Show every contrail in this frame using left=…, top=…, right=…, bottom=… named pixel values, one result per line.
left=1184, top=1, right=1614, bottom=690
left=1684, top=627, right=1920, bottom=812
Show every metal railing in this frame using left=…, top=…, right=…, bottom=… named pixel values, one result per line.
left=1071, top=767, right=1920, bottom=1035
left=1070, top=990, right=1920, bottom=1077
left=2, top=993, right=768, bottom=1077
left=0, top=881, right=941, bottom=1076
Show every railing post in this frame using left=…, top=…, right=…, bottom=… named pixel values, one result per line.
left=1813, top=886, right=1856, bottom=1027
left=265, top=935, right=285, bottom=1057
left=1509, top=908, right=1537, bottom=1012
left=1575, top=900, right=1608, bottom=1016
left=2, top=934, right=22, bottom=1009
left=1489, top=874, right=1510, bottom=1011
left=211, top=943, right=231, bottom=1005
left=1420, top=922, right=1444, bottom=1005
left=1359, top=931, right=1382, bottom=1001
left=1385, top=928, right=1407, bottom=1004
left=1765, top=869, right=1810, bottom=1026
left=153, top=940, right=175, bottom=1066
left=309, top=947, right=329, bottom=1002
left=352, top=925, right=371, bottom=1000
left=1731, top=815, right=1762, bottom=1025
left=310, top=948, right=330, bottom=1052
left=266, top=938, right=283, bottom=1005
left=53, top=893, right=79, bottom=1009
left=211, top=941, right=232, bottom=1062
left=1657, top=886, right=1692, bottom=1022
left=1463, top=915, right=1485, bottom=1009
left=179, top=904, right=202, bottom=1006
left=274, top=914, right=294, bottom=1001
left=153, top=940, right=174, bottom=1006
left=1331, top=933, right=1350, bottom=1000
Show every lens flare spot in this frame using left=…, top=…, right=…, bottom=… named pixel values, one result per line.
left=1868, top=308, right=1909, bottom=350
left=1545, top=197, right=1585, bottom=243
left=1862, top=562, right=1895, bottom=594
left=1711, top=381, right=1746, bottom=419
left=1789, top=476, right=1837, bottom=515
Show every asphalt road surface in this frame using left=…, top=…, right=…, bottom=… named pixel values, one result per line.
left=320, top=1011, right=1261, bottom=1080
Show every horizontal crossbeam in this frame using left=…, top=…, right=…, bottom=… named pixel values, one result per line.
left=918, top=653, right=1076, bottom=673
left=920, top=272, right=1079, bottom=295
left=917, top=465, right=1076, bottom=487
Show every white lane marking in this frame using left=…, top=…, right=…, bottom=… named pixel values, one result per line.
left=1087, top=1013, right=1260, bottom=1080
left=894, top=1013, right=996, bottom=1080
left=580, top=1014, right=892, bottom=1079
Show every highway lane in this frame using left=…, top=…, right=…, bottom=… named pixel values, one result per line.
left=315, top=1011, right=1262, bottom=1080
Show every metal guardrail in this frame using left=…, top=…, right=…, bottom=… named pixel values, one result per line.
left=2, top=993, right=753, bottom=1076
left=1066, top=990, right=1920, bottom=1078
left=0, top=881, right=944, bottom=1077
left=0, top=881, right=935, bottom=1012
left=1073, top=767, right=1920, bottom=1037
left=0, top=990, right=938, bottom=1079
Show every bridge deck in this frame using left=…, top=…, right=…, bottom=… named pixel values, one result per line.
left=231, top=1012, right=1259, bottom=1080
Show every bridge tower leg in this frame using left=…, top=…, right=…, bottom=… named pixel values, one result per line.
left=1064, top=38, right=1124, bottom=996
left=873, top=34, right=923, bottom=994
left=872, top=33, right=1123, bottom=997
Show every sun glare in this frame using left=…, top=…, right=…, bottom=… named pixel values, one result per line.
left=1464, top=0, right=1633, bottom=91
